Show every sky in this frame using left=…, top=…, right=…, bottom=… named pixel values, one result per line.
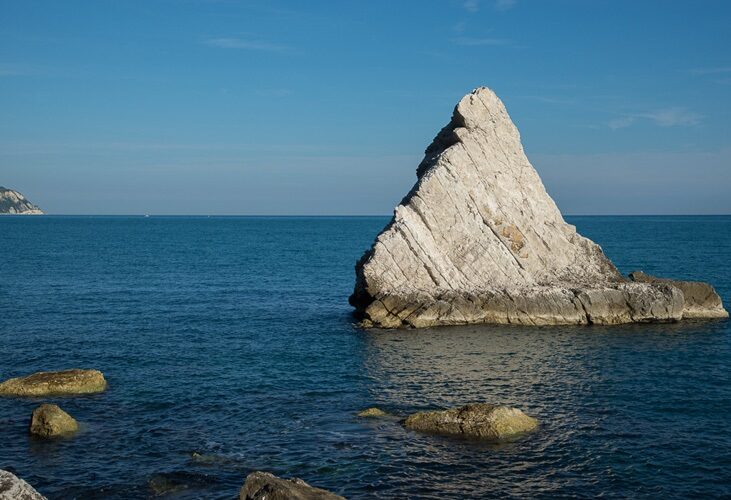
left=1, top=0, right=730, bottom=215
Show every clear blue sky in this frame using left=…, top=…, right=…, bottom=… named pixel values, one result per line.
left=1, top=0, right=730, bottom=215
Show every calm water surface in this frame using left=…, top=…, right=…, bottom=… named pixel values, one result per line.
left=1, top=216, right=730, bottom=499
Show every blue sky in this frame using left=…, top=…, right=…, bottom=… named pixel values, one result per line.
left=1, top=0, right=730, bottom=214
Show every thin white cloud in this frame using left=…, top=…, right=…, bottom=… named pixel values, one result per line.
left=205, top=37, right=290, bottom=52
left=608, top=107, right=701, bottom=129
left=463, top=0, right=479, bottom=13
left=495, top=0, right=517, bottom=11
left=451, top=36, right=512, bottom=46
left=689, top=66, right=731, bottom=75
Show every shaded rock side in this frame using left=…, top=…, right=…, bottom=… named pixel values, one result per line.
left=240, top=472, right=344, bottom=500
left=29, top=404, right=79, bottom=438
left=629, top=271, right=728, bottom=319
left=350, top=87, right=727, bottom=327
left=0, top=470, right=46, bottom=500
left=403, top=403, right=538, bottom=440
left=0, top=187, right=43, bottom=214
left=0, top=369, right=107, bottom=397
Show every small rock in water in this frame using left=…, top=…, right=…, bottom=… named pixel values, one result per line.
left=29, top=404, right=79, bottom=438
left=240, top=471, right=344, bottom=500
left=357, top=407, right=387, bottom=418
left=404, top=403, right=538, bottom=440
left=0, top=369, right=107, bottom=397
left=0, top=469, right=46, bottom=499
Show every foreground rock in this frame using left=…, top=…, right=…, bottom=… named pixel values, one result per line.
left=0, top=369, right=107, bottom=397
left=29, top=404, right=79, bottom=438
left=629, top=271, right=728, bottom=319
left=0, top=470, right=46, bottom=500
left=349, top=86, right=728, bottom=328
left=357, top=407, right=387, bottom=417
left=0, top=186, right=43, bottom=215
left=240, top=471, right=344, bottom=500
left=404, top=403, right=538, bottom=440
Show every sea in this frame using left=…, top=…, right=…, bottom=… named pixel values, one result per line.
left=1, top=215, right=729, bottom=499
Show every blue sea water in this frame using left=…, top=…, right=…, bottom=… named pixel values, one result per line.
left=1, top=215, right=729, bottom=499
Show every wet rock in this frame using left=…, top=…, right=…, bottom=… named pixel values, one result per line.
left=357, top=407, right=387, bottom=417
left=629, top=271, right=728, bottom=319
left=350, top=86, right=727, bottom=327
left=404, top=403, right=538, bottom=440
left=0, top=470, right=46, bottom=499
left=29, top=404, right=79, bottom=438
left=0, top=369, right=107, bottom=397
left=240, top=471, right=344, bottom=500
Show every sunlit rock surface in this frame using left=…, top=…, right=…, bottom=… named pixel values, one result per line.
left=350, top=87, right=727, bottom=328
left=0, top=369, right=107, bottom=397
left=0, top=470, right=46, bottom=500
left=404, top=403, right=538, bottom=440
left=0, top=187, right=43, bottom=214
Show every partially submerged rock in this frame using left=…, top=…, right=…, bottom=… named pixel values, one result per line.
left=350, top=87, right=728, bottom=328
left=629, top=271, right=728, bottom=319
left=0, top=369, right=107, bottom=397
left=357, top=407, right=388, bottom=418
left=240, top=471, right=344, bottom=500
left=29, top=404, right=79, bottom=438
left=403, top=403, right=538, bottom=440
left=0, top=470, right=46, bottom=500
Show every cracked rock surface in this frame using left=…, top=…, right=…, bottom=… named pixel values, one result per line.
left=350, top=87, right=728, bottom=328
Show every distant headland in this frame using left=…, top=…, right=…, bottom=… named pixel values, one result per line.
left=0, top=186, right=43, bottom=215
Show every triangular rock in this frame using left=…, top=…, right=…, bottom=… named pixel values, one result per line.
left=350, top=87, right=727, bottom=328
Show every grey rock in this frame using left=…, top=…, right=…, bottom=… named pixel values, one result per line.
left=350, top=87, right=728, bottom=327
left=29, top=404, right=79, bottom=438
left=0, top=470, right=46, bottom=500
left=403, top=403, right=538, bottom=440
left=240, top=471, right=344, bottom=500
left=0, top=187, right=43, bottom=214
left=629, top=271, right=728, bottom=319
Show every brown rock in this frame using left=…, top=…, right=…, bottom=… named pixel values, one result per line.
left=240, top=471, right=344, bottom=500
left=357, top=407, right=388, bottom=418
left=629, top=271, right=728, bottom=319
left=0, top=369, right=107, bottom=397
left=29, top=404, right=79, bottom=438
left=404, top=403, right=538, bottom=440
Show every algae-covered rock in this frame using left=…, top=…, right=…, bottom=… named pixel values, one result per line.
left=29, top=404, right=79, bottom=438
left=0, top=469, right=46, bottom=499
left=0, top=369, right=107, bottom=397
left=357, top=407, right=388, bottom=418
left=404, top=403, right=538, bottom=440
left=240, top=471, right=344, bottom=500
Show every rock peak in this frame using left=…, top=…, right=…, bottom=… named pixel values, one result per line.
left=350, top=87, right=727, bottom=328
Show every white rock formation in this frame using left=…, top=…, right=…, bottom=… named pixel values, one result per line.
left=0, top=187, right=43, bottom=214
left=0, top=470, right=46, bottom=500
left=350, top=87, right=728, bottom=328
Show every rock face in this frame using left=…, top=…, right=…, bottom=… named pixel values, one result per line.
left=0, top=470, right=46, bottom=500
left=350, top=87, right=728, bottom=328
left=240, top=472, right=344, bottom=500
left=0, top=187, right=43, bottom=214
left=0, top=369, right=107, bottom=397
left=403, top=403, right=538, bottom=440
left=629, top=271, right=728, bottom=319
left=29, top=404, right=79, bottom=438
